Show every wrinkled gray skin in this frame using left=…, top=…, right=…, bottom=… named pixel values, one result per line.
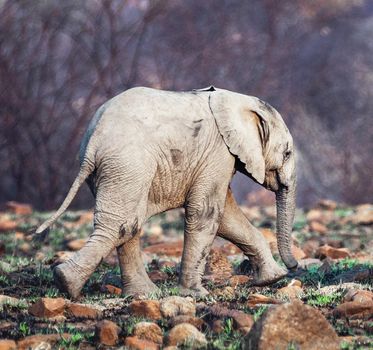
left=36, top=86, right=297, bottom=299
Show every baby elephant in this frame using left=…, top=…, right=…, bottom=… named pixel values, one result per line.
left=36, top=86, right=298, bottom=299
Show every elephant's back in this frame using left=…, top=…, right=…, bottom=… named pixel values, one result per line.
left=92, top=87, right=216, bottom=145
left=107, top=86, right=213, bottom=125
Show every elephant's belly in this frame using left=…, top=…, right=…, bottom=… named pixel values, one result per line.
left=147, top=155, right=192, bottom=216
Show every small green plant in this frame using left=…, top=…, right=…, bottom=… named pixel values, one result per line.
left=334, top=208, right=353, bottom=218
left=253, top=305, right=268, bottom=321
left=340, top=340, right=352, bottom=350
left=306, top=290, right=342, bottom=307
left=332, top=258, right=359, bottom=272
left=37, top=263, right=54, bottom=285
left=287, top=341, right=300, bottom=350
left=301, top=265, right=326, bottom=285
left=209, top=324, right=242, bottom=350
left=19, top=322, right=30, bottom=337
left=62, top=332, right=84, bottom=345
left=166, top=286, right=180, bottom=296
left=224, top=318, right=233, bottom=334
left=160, top=265, right=176, bottom=275
left=45, top=287, right=59, bottom=297
left=0, top=275, right=10, bottom=285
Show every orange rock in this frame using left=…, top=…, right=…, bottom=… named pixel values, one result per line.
left=244, top=300, right=339, bottom=350
left=0, top=218, right=17, bottom=232
left=166, top=323, right=207, bottom=347
left=275, top=285, right=303, bottom=300
left=0, top=339, right=16, bottom=350
left=129, top=300, right=162, bottom=320
left=309, top=221, right=328, bottom=234
left=316, top=245, right=351, bottom=259
left=160, top=296, right=195, bottom=318
left=170, top=315, right=206, bottom=331
left=66, top=238, right=87, bottom=251
left=104, top=284, right=122, bottom=295
left=17, top=334, right=70, bottom=350
left=66, top=303, right=102, bottom=319
left=247, top=293, right=282, bottom=307
left=6, top=201, right=32, bottom=215
left=95, top=320, right=120, bottom=346
left=144, top=241, right=183, bottom=257
left=344, top=289, right=373, bottom=303
left=125, top=336, right=159, bottom=350
left=333, top=300, right=373, bottom=319
left=28, top=298, right=65, bottom=318
left=133, top=321, right=163, bottom=344
left=231, top=310, right=254, bottom=332
left=229, top=275, right=251, bottom=287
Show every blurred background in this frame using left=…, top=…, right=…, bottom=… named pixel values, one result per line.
left=0, top=0, right=372, bottom=210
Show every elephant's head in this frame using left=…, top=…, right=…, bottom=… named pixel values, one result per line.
left=209, top=88, right=298, bottom=270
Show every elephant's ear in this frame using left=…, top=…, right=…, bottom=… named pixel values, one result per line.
left=209, top=90, right=271, bottom=184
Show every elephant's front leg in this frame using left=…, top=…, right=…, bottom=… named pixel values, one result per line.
left=117, top=232, right=159, bottom=297
left=180, top=186, right=226, bottom=297
left=218, top=189, right=286, bottom=285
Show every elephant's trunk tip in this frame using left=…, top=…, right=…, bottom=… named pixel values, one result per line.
left=282, top=255, right=298, bottom=271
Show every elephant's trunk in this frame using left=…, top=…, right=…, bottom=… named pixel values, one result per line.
left=275, top=179, right=298, bottom=270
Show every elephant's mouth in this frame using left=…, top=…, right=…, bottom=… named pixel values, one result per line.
left=263, top=169, right=280, bottom=192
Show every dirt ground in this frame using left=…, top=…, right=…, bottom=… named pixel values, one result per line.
left=0, top=200, right=372, bottom=349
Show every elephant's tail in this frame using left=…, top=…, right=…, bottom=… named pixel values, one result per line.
left=34, top=161, right=94, bottom=240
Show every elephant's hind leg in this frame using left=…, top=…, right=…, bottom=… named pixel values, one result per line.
left=53, top=228, right=115, bottom=299
left=53, top=160, right=156, bottom=298
left=217, top=189, right=286, bottom=285
left=117, top=232, right=159, bottom=297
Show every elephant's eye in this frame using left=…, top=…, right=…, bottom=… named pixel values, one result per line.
left=284, top=150, right=292, bottom=161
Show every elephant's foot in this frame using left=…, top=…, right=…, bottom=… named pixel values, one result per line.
left=251, top=262, right=287, bottom=286
left=122, top=279, right=160, bottom=298
left=179, top=285, right=209, bottom=298
left=53, top=263, right=86, bottom=299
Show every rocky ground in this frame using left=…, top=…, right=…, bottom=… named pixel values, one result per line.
left=0, top=199, right=372, bottom=349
